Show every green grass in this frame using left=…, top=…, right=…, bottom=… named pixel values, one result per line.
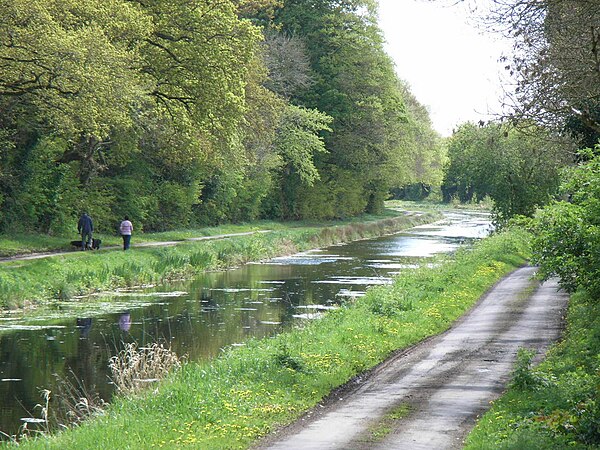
left=363, top=403, right=412, bottom=442
left=0, top=234, right=74, bottom=257
left=0, top=211, right=440, bottom=310
left=463, top=288, right=600, bottom=450
left=0, top=223, right=277, bottom=257
left=385, top=199, right=493, bottom=212
left=7, top=228, right=532, bottom=449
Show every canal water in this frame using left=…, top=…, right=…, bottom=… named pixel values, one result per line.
left=0, top=211, right=491, bottom=438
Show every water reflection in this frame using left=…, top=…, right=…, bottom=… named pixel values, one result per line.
left=118, top=312, right=131, bottom=332
left=0, top=210, right=491, bottom=438
left=76, top=318, right=93, bottom=337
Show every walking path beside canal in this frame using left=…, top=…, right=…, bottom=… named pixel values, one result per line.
left=0, top=230, right=271, bottom=262
left=257, top=266, right=568, bottom=450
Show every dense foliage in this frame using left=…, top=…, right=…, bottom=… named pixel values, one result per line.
left=270, top=0, right=444, bottom=218
left=442, top=122, right=570, bottom=224
left=532, top=147, right=600, bottom=296
left=0, top=0, right=443, bottom=235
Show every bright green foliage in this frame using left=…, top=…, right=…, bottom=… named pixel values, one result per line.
left=0, top=0, right=150, bottom=139
left=0, top=0, right=264, bottom=232
left=269, top=105, right=332, bottom=219
left=138, top=0, right=260, bottom=140
left=274, top=105, right=332, bottom=186
left=532, top=147, right=600, bottom=295
left=0, top=0, right=444, bottom=233
left=272, top=0, right=443, bottom=217
left=443, top=122, right=569, bottom=224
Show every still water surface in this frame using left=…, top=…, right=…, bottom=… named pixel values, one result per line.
left=0, top=211, right=491, bottom=437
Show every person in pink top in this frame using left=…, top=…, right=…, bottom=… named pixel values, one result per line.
left=119, top=216, right=133, bottom=250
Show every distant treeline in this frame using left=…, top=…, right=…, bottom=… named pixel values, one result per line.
left=0, top=0, right=444, bottom=235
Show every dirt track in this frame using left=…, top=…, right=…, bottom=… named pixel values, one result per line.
left=257, top=266, right=568, bottom=449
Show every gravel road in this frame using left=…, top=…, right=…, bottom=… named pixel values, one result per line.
left=257, top=266, right=568, bottom=450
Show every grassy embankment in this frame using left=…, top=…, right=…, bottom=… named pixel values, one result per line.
left=8, top=227, right=532, bottom=449
left=0, top=210, right=440, bottom=310
left=464, top=289, right=600, bottom=449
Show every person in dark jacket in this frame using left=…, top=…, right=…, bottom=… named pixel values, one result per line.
left=77, top=212, right=94, bottom=250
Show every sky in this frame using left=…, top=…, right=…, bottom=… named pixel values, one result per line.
left=377, top=0, right=512, bottom=136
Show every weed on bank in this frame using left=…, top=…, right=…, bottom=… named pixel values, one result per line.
left=8, top=228, right=531, bottom=449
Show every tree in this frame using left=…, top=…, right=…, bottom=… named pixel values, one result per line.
left=500, top=1, right=600, bottom=134
left=0, top=0, right=152, bottom=183
left=262, top=32, right=313, bottom=99
left=443, top=122, right=571, bottom=224
left=0, top=0, right=268, bottom=232
left=270, top=105, right=332, bottom=218
left=273, top=0, right=439, bottom=216
left=441, top=0, right=600, bottom=137
left=391, top=81, right=446, bottom=193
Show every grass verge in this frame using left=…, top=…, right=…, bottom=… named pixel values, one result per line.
left=464, top=288, right=600, bottom=449
left=7, top=227, right=532, bottom=449
left=0, top=211, right=439, bottom=310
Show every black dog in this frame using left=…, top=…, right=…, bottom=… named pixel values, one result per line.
left=70, top=238, right=102, bottom=250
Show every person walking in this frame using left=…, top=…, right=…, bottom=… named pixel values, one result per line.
left=119, top=216, right=133, bottom=250
left=77, top=212, right=94, bottom=250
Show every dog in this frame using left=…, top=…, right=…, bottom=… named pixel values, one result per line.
left=70, top=238, right=102, bottom=250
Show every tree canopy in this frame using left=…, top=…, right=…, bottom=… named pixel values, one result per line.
left=442, top=122, right=571, bottom=224
left=0, top=0, right=444, bottom=233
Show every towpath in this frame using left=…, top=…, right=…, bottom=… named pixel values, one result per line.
left=257, top=266, right=568, bottom=450
left=0, top=230, right=271, bottom=263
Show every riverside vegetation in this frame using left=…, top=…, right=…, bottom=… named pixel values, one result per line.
left=3, top=225, right=532, bottom=448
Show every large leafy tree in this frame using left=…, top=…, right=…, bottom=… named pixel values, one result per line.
left=0, top=0, right=151, bottom=182
left=443, top=122, right=571, bottom=224
left=270, top=104, right=332, bottom=219
left=0, top=0, right=265, bottom=232
left=273, top=0, right=420, bottom=217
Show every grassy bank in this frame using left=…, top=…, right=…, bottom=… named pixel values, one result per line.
left=8, top=228, right=532, bottom=449
left=464, top=288, right=600, bottom=449
left=0, top=211, right=440, bottom=310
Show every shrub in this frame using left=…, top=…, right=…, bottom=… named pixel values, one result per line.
left=532, top=147, right=600, bottom=296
